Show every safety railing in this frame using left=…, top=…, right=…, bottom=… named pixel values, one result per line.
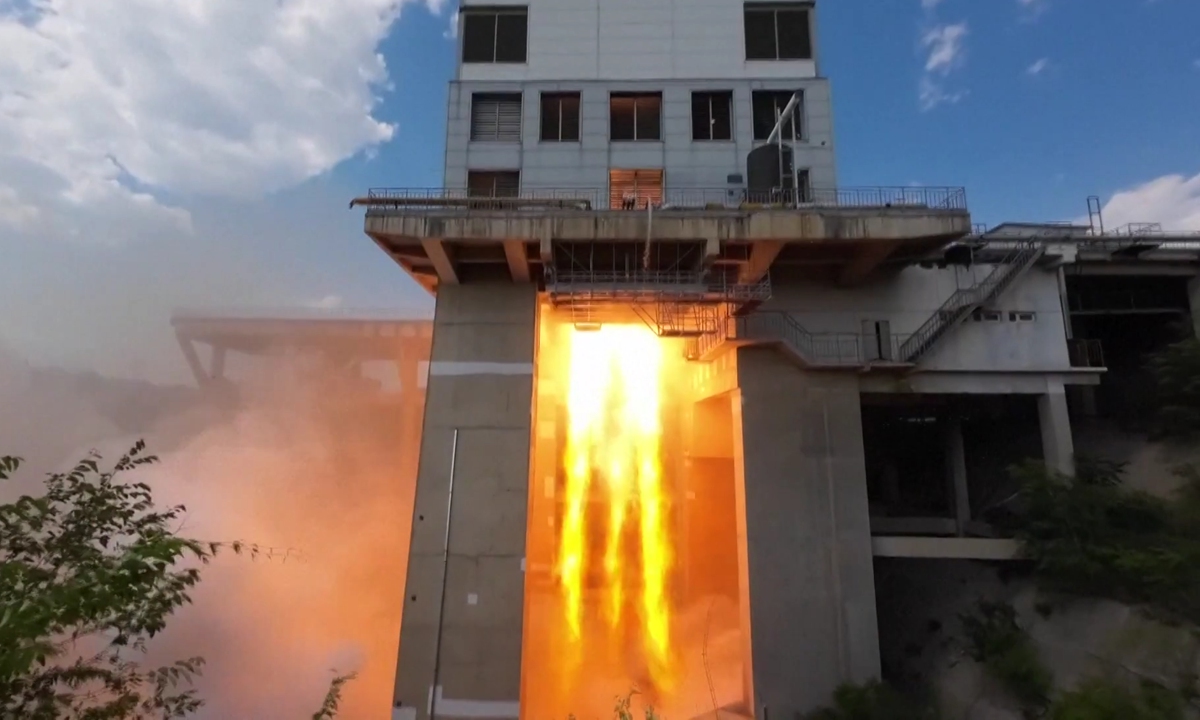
left=690, top=311, right=913, bottom=366
left=1068, top=339, right=1106, bottom=369
left=354, top=185, right=969, bottom=212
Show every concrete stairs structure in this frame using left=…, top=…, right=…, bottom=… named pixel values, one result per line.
left=895, top=240, right=1046, bottom=364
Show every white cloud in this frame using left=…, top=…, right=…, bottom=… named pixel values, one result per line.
left=1192, top=58, right=1200, bottom=71
left=1018, top=0, right=1048, bottom=19
left=444, top=9, right=459, bottom=39
left=922, top=23, right=968, bottom=74
left=1027, top=57, right=1050, bottom=75
left=305, top=294, right=345, bottom=310
left=917, top=22, right=968, bottom=111
left=1095, top=172, right=1200, bottom=232
left=920, top=0, right=945, bottom=9
left=0, top=0, right=449, bottom=246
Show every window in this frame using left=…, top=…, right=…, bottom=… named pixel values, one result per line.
left=744, top=3, right=813, bottom=60
left=461, top=8, right=528, bottom=64
left=467, top=170, right=520, bottom=198
left=609, top=169, right=663, bottom=210
left=540, top=92, right=581, bottom=142
left=971, top=309, right=1003, bottom=323
left=470, top=93, right=523, bottom=141
left=610, top=93, right=662, bottom=141
left=1009, top=311, right=1036, bottom=322
left=752, top=90, right=802, bottom=141
left=691, top=91, right=733, bottom=141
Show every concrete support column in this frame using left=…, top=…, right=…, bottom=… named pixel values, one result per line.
left=1189, top=276, right=1200, bottom=340
left=393, top=283, right=537, bottom=720
left=944, top=417, right=969, bottom=536
left=1038, top=381, right=1075, bottom=476
left=733, top=348, right=880, bottom=717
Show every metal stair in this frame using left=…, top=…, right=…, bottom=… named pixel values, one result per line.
left=895, top=241, right=1045, bottom=364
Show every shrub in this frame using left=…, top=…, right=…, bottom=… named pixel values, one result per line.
left=1009, top=461, right=1200, bottom=625
left=959, top=601, right=1053, bottom=713
left=1048, top=678, right=1184, bottom=720
left=804, top=680, right=939, bottom=720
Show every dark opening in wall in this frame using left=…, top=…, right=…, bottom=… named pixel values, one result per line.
left=461, top=7, right=528, bottom=64
left=470, top=93, right=523, bottom=141
left=539, top=92, right=580, bottom=142
left=1066, top=274, right=1191, bottom=428
left=466, top=170, right=520, bottom=198
left=691, top=91, right=733, bottom=141
left=751, top=89, right=802, bottom=141
left=609, top=93, right=662, bottom=141
left=744, top=3, right=813, bottom=60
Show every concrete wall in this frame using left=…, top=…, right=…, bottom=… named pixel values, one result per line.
left=733, top=348, right=880, bottom=716
left=457, top=0, right=820, bottom=82
left=394, top=283, right=537, bottom=720
left=766, top=265, right=1073, bottom=371
left=444, top=79, right=837, bottom=192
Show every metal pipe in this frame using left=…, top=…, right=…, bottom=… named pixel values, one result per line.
left=765, top=91, right=803, bottom=146
left=429, top=428, right=460, bottom=720
left=790, top=106, right=801, bottom=208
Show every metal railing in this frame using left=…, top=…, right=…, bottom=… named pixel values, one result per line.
left=355, top=185, right=969, bottom=212
left=686, top=310, right=913, bottom=367
left=896, top=241, right=1044, bottom=363
left=1068, top=339, right=1106, bottom=369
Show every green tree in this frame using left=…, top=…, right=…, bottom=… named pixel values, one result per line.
left=0, top=441, right=351, bottom=718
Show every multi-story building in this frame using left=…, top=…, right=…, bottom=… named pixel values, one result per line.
left=351, top=2, right=1200, bottom=719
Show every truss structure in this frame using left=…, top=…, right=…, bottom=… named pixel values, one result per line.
left=544, top=241, right=771, bottom=337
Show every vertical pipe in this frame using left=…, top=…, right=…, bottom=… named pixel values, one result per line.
left=790, top=98, right=800, bottom=208
left=429, top=428, right=460, bottom=720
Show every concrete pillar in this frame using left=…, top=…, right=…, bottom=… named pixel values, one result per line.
left=733, top=348, right=880, bottom=717
left=393, top=283, right=537, bottom=720
left=944, top=417, right=969, bottom=537
left=1188, top=276, right=1200, bottom=340
left=1038, top=381, right=1075, bottom=476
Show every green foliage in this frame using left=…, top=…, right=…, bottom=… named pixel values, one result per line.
left=312, top=672, right=357, bottom=720
left=1148, top=337, right=1200, bottom=439
left=960, top=601, right=1053, bottom=713
left=1048, top=678, right=1185, bottom=720
left=805, top=680, right=939, bottom=720
left=0, top=442, right=350, bottom=718
left=1009, top=460, right=1200, bottom=625
left=613, top=690, right=659, bottom=720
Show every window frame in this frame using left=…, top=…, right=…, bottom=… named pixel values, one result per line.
left=470, top=92, right=524, bottom=142
left=466, top=170, right=521, bottom=198
left=744, top=3, right=814, bottom=61
left=539, top=92, right=581, bottom=142
left=751, top=89, right=804, bottom=142
left=461, top=7, right=529, bottom=64
left=691, top=91, right=734, bottom=142
left=609, top=92, right=663, bottom=142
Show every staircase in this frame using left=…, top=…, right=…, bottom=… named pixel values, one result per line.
left=895, top=241, right=1045, bottom=364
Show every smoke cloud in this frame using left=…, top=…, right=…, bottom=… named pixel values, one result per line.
left=0, top=344, right=422, bottom=719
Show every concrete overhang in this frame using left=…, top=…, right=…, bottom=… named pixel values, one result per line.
left=360, top=205, right=971, bottom=293
left=171, top=312, right=433, bottom=356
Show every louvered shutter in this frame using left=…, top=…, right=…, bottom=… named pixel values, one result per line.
left=471, top=93, right=522, bottom=141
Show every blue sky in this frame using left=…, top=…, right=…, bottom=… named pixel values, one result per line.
left=1, top=0, right=1199, bottom=380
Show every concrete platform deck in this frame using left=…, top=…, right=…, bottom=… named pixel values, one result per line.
left=354, top=187, right=973, bottom=294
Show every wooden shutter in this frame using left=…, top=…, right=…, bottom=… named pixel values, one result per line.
left=609, top=169, right=664, bottom=210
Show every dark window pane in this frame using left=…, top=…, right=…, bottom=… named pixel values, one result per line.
left=752, top=90, right=800, bottom=140
left=559, top=94, right=580, bottom=141
left=744, top=9, right=776, bottom=60
left=775, top=9, right=812, bottom=59
left=711, top=93, right=733, bottom=140
left=691, top=93, right=711, bottom=140
left=540, top=95, right=559, bottom=141
left=494, top=12, right=527, bottom=63
left=635, top=95, right=661, bottom=140
left=610, top=96, right=636, bottom=140
left=462, top=13, right=496, bottom=63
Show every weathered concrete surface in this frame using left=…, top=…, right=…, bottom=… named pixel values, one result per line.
left=1038, top=382, right=1075, bottom=476
left=733, top=348, right=881, bottom=716
left=393, top=283, right=536, bottom=720
left=365, top=207, right=970, bottom=244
